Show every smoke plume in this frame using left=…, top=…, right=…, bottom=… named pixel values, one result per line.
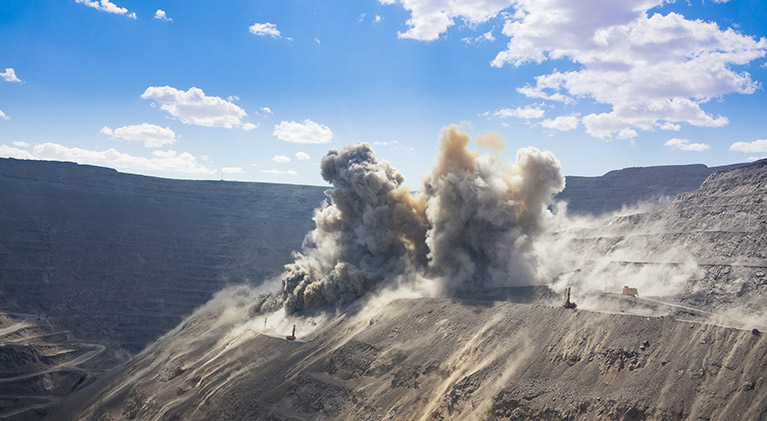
left=252, top=124, right=565, bottom=315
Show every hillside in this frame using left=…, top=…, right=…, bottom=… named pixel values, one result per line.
left=0, top=158, right=326, bottom=352
left=56, top=295, right=767, bottom=420
left=2, top=156, right=762, bottom=419
left=53, top=160, right=767, bottom=420
left=556, top=163, right=743, bottom=215
left=1, top=157, right=739, bottom=354
left=550, top=159, right=767, bottom=320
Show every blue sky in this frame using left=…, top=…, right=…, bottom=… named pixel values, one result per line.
left=1, top=0, right=766, bottom=186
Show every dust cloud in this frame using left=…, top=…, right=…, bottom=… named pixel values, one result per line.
left=251, top=124, right=565, bottom=315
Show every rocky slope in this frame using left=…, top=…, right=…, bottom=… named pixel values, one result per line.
left=53, top=160, right=767, bottom=420
left=550, top=159, right=767, bottom=322
left=55, top=295, right=767, bottom=420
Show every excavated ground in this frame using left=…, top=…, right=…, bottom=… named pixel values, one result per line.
left=0, top=313, right=127, bottom=420
left=56, top=296, right=767, bottom=420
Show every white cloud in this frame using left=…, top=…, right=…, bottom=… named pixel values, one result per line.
left=489, top=2, right=766, bottom=139
left=272, top=155, right=291, bottom=163
left=658, top=122, right=681, bottom=131
left=0, top=109, right=9, bottom=120
left=0, top=145, right=35, bottom=159
left=375, top=15, right=383, bottom=23
left=463, top=30, right=496, bottom=44
left=380, top=0, right=513, bottom=41
left=30, top=143, right=214, bottom=174
left=154, top=9, right=172, bottom=22
left=260, top=107, right=273, bottom=116
left=101, top=123, right=176, bottom=148
left=221, top=167, right=243, bottom=174
left=12, top=141, right=29, bottom=148
left=273, top=119, right=333, bottom=144
left=262, top=169, right=297, bottom=175
left=730, top=139, right=767, bottom=153
left=488, top=104, right=544, bottom=119
left=516, top=85, right=572, bottom=103
left=541, top=115, right=579, bottom=131
left=358, top=13, right=367, bottom=22
left=141, top=86, right=254, bottom=130
left=242, top=122, right=258, bottom=131
left=249, top=22, right=282, bottom=38
left=295, top=151, right=311, bottom=160
left=616, top=128, right=638, bottom=139
left=315, top=38, right=321, bottom=44
left=75, top=0, right=136, bottom=19
left=0, top=142, right=213, bottom=173
left=1, top=68, right=21, bottom=83
left=664, top=138, right=710, bottom=152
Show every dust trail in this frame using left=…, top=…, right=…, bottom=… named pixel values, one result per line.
left=416, top=313, right=505, bottom=421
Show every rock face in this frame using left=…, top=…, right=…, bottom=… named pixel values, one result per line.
left=0, top=158, right=326, bottom=353
left=556, top=163, right=743, bottom=216
left=57, top=296, right=767, bottom=420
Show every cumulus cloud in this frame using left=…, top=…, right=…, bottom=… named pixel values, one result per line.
left=252, top=125, right=564, bottom=314
left=249, top=22, right=282, bottom=38
left=0, top=142, right=214, bottom=174
left=273, top=119, right=333, bottom=144
left=730, top=139, right=767, bottom=154
left=0, top=145, right=35, bottom=159
left=381, top=0, right=765, bottom=138
left=380, top=0, right=513, bottom=41
left=262, top=169, right=297, bottom=175
left=541, top=115, right=579, bottom=131
left=12, top=141, right=29, bottom=148
left=490, top=2, right=766, bottom=138
left=486, top=104, right=544, bottom=119
left=272, top=155, right=291, bottom=163
left=141, top=86, right=254, bottom=130
left=242, top=122, right=259, bottom=131
left=100, top=123, right=176, bottom=148
left=75, top=0, right=136, bottom=19
left=664, top=138, right=710, bottom=151
left=154, top=9, right=172, bottom=22
left=1, top=68, right=21, bottom=83
left=296, top=151, right=311, bottom=160
left=0, top=109, right=9, bottom=120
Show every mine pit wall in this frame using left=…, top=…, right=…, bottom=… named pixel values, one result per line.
left=61, top=298, right=767, bottom=421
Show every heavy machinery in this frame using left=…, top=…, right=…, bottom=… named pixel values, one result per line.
left=563, top=287, right=577, bottom=309
left=622, top=286, right=639, bottom=297
left=286, top=325, right=296, bottom=341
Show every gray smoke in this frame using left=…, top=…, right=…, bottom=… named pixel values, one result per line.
left=254, top=143, right=429, bottom=314
left=422, top=126, right=565, bottom=294
left=252, top=124, right=564, bottom=314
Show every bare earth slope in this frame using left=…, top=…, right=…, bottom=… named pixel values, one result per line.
left=57, top=296, right=767, bottom=420
left=558, top=159, right=767, bottom=318
left=57, top=161, right=767, bottom=420
left=0, top=158, right=326, bottom=353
